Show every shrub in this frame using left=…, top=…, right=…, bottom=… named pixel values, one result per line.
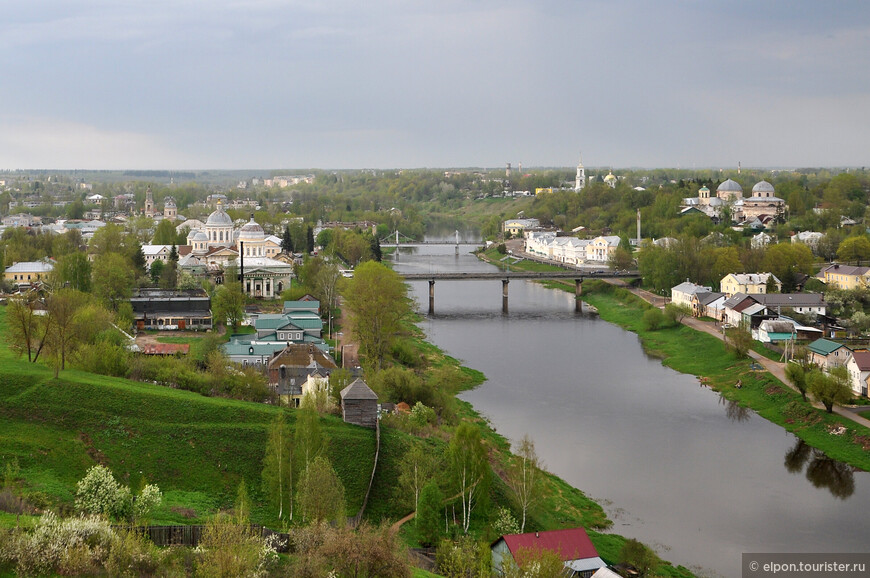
left=75, top=465, right=131, bottom=521
left=195, top=512, right=281, bottom=578
left=5, top=512, right=116, bottom=576
left=642, top=308, right=665, bottom=331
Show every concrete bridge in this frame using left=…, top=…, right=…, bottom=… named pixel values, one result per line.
left=399, top=270, right=639, bottom=314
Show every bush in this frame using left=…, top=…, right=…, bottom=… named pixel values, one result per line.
left=3, top=512, right=116, bottom=576
left=195, top=512, right=281, bottom=578
left=642, top=307, right=665, bottom=331
left=74, top=466, right=162, bottom=523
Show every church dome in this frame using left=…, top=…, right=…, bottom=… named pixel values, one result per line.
left=164, top=196, right=176, bottom=207
left=752, top=180, right=775, bottom=195
left=238, top=215, right=265, bottom=241
left=192, top=231, right=208, bottom=242
left=206, top=204, right=232, bottom=226
left=717, top=179, right=743, bottom=193
left=603, top=171, right=617, bottom=182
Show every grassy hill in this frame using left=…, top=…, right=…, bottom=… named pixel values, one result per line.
left=0, top=307, right=409, bottom=527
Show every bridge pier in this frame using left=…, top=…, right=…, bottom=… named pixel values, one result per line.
left=575, top=279, right=583, bottom=312
left=502, top=279, right=509, bottom=313
left=428, top=280, right=435, bottom=316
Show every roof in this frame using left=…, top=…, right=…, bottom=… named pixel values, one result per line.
left=808, top=338, right=847, bottom=356
left=696, top=291, right=726, bottom=306
left=725, top=272, right=781, bottom=286
left=206, top=206, right=233, bottom=226
left=752, top=180, right=776, bottom=194
left=495, top=528, right=599, bottom=562
left=723, top=293, right=756, bottom=311
left=267, top=344, right=338, bottom=369
left=753, top=293, right=825, bottom=308
left=284, top=300, right=320, bottom=310
left=340, top=378, right=378, bottom=400
left=591, top=568, right=622, bottom=578
left=4, top=260, right=54, bottom=274
left=717, top=179, right=743, bottom=192
left=851, top=351, right=870, bottom=371
left=672, top=281, right=711, bottom=296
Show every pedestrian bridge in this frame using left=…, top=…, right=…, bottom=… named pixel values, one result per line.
left=398, top=270, right=639, bottom=313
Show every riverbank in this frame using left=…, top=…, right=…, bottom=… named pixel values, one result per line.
left=476, top=248, right=870, bottom=471
left=403, top=322, right=695, bottom=577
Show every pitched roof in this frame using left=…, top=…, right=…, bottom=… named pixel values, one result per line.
left=496, top=528, right=599, bottom=562
left=696, top=292, right=726, bottom=306
left=726, top=272, right=781, bottom=286
left=267, top=344, right=337, bottom=369
left=850, top=351, right=870, bottom=371
left=808, top=338, right=847, bottom=356
left=141, top=343, right=190, bottom=355
left=672, top=281, right=711, bottom=295
left=5, top=260, right=55, bottom=273
left=340, top=378, right=378, bottom=400
left=753, top=293, right=825, bottom=308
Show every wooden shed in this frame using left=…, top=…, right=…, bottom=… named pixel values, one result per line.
left=340, top=378, right=378, bottom=428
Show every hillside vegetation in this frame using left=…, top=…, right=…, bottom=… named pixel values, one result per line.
left=0, top=306, right=407, bottom=527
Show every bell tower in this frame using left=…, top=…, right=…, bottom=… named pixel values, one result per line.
left=574, top=154, right=586, bottom=192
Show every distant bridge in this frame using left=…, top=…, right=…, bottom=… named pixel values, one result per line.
left=382, top=230, right=479, bottom=252
left=398, top=270, right=639, bottom=313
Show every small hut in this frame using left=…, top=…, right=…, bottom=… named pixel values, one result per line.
left=340, top=378, right=378, bottom=428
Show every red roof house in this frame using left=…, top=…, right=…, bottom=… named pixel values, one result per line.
left=491, top=527, right=605, bottom=577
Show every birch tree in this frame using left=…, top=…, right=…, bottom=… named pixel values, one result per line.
left=398, top=443, right=437, bottom=519
left=506, top=434, right=542, bottom=533
left=448, top=423, right=490, bottom=533
left=262, top=412, right=294, bottom=521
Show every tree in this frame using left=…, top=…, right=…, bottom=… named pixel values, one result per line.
left=620, top=538, right=659, bottom=577
left=664, top=303, right=692, bottom=325
left=608, top=247, right=634, bottom=271
left=417, top=481, right=444, bottom=547
left=262, top=412, right=294, bottom=521
left=809, top=366, right=852, bottom=413
left=502, top=546, right=570, bottom=578
left=837, top=235, right=870, bottom=263
left=158, top=258, right=177, bottom=289
left=5, top=292, right=50, bottom=362
left=212, top=281, right=246, bottom=331
left=43, top=288, right=89, bottom=377
left=785, top=362, right=809, bottom=402
left=315, top=261, right=342, bottom=339
left=294, top=407, right=326, bottom=475
left=149, top=259, right=165, bottom=284
left=281, top=226, right=294, bottom=254
left=91, top=252, right=134, bottom=311
left=436, top=537, right=491, bottom=578
left=398, top=443, right=438, bottom=519
left=152, top=219, right=180, bottom=245
left=506, top=435, right=541, bottom=533
left=75, top=465, right=131, bottom=520
left=51, top=251, right=92, bottom=292
left=342, top=261, right=413, bottom=370
left=306, top=225, right=315, bottom=253
left=725, top=323, right=753, bottom=358
left=448, top=423, right=490, bottom=534
left=297, top=456, right=345, bottom=524
left=762, top=243, right=813, bottom=292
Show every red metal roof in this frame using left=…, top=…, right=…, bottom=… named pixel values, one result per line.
left=500, top=528, right=599, bottom=561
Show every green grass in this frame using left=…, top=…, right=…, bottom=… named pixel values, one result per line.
left=0, top=307, right=408, bottom=528
left=580, top=281, right=870, bottom=471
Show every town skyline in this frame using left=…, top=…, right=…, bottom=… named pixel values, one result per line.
left=2, top=1, right=869, bottom=170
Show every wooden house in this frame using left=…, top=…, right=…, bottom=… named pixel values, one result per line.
left=340, top=379, right=378, bottom=428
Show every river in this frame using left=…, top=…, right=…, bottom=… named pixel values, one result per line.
left=391, top=243, right=870, bottom=578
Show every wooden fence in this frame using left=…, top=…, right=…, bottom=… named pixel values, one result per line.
left=348, top=419, right=381, bottom=528
left=113, top=524, right=291, bottom=552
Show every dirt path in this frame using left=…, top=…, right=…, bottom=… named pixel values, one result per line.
left=608, top=280, right=870, bottom=429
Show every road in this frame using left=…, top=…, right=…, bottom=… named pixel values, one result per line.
left=611, top=281, right=870, bottom=430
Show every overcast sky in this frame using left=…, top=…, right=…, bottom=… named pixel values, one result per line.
left=2, top=1, right=869, bottom=170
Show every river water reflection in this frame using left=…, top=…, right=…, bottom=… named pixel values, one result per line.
left=392, top=245, right=869, bottom=578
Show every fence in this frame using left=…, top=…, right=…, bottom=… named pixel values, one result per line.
left=348, top=419, right=381, bottom=528
left=114, top=524, right=291, bottom=553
